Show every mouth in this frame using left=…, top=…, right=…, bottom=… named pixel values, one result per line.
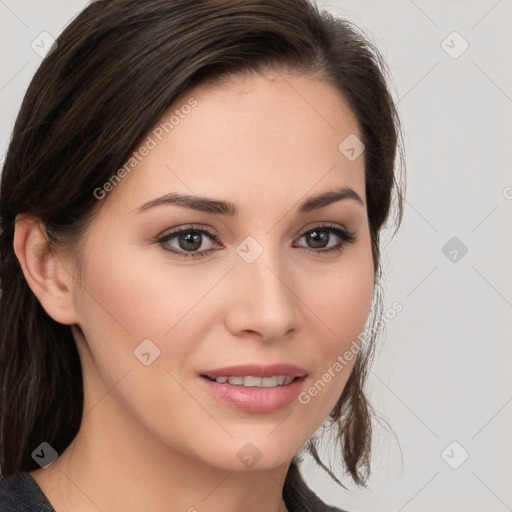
left=198, top=369, right=308, bottom=413
left=200, top=374, right=304, bottom=387
left=197, top=363, right=308, bottom=412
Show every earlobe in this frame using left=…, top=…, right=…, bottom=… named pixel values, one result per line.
left=13, top=214, right=80, bottom=325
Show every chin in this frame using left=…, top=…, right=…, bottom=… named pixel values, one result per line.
left=198, top=440, right=298, bottom=473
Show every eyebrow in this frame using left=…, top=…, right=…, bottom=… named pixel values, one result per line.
left=136, top=186, right=364, bottom=216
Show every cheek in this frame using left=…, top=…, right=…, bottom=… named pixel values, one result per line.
left=307, top=244, right=374, bottom=349
left=74, top=240, right=231, bottom=376
left=296, top=245, right=374, bottom=418
left=77, top=247, right=210, bottom=338
left=72, top=244, right=218, bottom=440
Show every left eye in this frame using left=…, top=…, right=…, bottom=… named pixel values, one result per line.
left=157, top=224, right=356, bottom=259
left=293, top=224, right=357, bottom=257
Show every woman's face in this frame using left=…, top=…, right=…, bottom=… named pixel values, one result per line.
left=68, top=71, right=374, bottom=471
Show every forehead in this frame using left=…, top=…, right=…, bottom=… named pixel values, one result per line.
left=105, top=71, right=365, bottom=215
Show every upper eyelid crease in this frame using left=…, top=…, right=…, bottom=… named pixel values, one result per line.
left=158, top=224, right=355, bottom=253
left=136, top=186, right=364, bottom=216
left=157, top=224, right=356, bottom=261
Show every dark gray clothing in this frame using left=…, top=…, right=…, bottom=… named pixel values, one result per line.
left=0, top=462, right=347, bottom=511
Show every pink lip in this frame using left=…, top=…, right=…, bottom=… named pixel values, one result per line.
left=199, top=374, right=307, bottom=413
left=199, top=363, right=307, bottom=379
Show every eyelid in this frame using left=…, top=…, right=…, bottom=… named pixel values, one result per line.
left=157, top=222, right=349, bottom=241
left=156, top=224, right=219, bottom=254
left=294, top=223, right=356, bottom=253
left=156, top=222, right=356, bottom=258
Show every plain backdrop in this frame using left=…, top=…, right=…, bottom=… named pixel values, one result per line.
left=1, top=1, right=511, bottom=511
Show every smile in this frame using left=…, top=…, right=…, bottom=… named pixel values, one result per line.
left=203, top=375, right=296, bottom=387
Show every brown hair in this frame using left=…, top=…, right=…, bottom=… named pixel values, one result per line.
left=0, top=0, right=404, bottom=487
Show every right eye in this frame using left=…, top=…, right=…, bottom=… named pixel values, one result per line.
left=157, top=225, right=220, bottom=259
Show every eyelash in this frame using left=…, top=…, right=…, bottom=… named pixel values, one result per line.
left=156, top=223, right=356, bottom=260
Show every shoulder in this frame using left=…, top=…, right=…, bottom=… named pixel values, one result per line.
left=283, top=461, right=350, bottom=512
left=0, top=472, right=55, bottom=511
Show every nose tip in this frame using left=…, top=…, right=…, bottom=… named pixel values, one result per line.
left=225, top=246, right=299, bottom=341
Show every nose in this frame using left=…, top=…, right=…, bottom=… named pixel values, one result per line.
left=224, top=243, right=299, bottom=342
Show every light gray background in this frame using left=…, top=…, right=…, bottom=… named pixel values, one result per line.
left=1, top=1, right=511, bottom=511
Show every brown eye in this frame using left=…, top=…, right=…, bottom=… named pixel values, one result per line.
left=157, top=223, right=356, bottom=260
left=158, top=226, right=219, bottom=259
left=295, top=224, right=356, bottom=255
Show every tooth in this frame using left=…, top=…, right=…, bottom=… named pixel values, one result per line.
left=243, top=376, right=262, bottom=387
left=215, top=375, right=295, bottom=387
left=261, top=376, right=278, bottom=387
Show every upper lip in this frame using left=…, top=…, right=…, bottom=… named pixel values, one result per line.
left=200, top=364, right=308, bottom=379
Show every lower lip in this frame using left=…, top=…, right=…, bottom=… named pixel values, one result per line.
left=199, top=375, right=307, bottom=413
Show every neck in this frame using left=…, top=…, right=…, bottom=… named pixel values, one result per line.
left=31, top=389, right=292, bottom=512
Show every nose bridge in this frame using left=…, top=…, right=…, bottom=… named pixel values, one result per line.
left=230, top=235, right=298, bottom=339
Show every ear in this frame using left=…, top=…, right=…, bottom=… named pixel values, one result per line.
left=13, top=214, right=80, bottom=325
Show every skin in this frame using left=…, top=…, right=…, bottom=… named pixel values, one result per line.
left=15, top=71, right=374, bottom=512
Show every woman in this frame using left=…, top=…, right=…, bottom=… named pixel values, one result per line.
left=0, top=0, right=404, bottom=510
